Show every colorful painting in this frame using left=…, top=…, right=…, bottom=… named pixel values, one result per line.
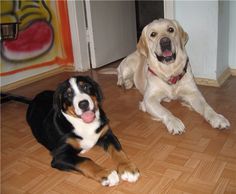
left=0, top=0, right=73, bottom=76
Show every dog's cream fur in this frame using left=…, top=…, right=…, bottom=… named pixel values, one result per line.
left=117, top=19, right=230, bottom=134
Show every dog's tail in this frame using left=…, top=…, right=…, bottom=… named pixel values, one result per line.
left=98, top=68, right=117, bottom=75
left=1, top=92, right=32, bottom=104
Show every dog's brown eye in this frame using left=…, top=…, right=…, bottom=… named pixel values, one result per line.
left=168, top=27, right=174, bottom=33
left=82, top=83, right=91, bottom=93
left=83, top=85, right=88, bottom=91
left=66, top=88, right=73, bottom=97
left=150, top=32, right=157, bottom=37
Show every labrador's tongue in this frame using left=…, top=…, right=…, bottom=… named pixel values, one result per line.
left=81, top=111, right=95, bottom=123
left=163, top=50, right=172, bottom=57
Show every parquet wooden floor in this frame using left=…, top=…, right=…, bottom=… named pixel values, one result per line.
left=1, top=67, right=236, bottom=194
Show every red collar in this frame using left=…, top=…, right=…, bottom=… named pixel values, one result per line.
left=148, top=58, right=189, bottom=85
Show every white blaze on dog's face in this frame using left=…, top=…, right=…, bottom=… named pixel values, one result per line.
left=69, top=78, right=96, bottom=123
left=55, top=76, right=103, bottom=124
left=137, top=19, right=188, bottom=66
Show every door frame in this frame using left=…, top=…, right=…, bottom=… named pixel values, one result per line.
left=164, top=0, right=175, bottom=19
left=68, top=0, right=175, bottom=71
left=67, top=0, right=90, bottom=71
left=84, top=0, right=97, bottom=68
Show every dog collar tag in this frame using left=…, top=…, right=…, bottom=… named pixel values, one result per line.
left=168, top=76, right=179, bottom=84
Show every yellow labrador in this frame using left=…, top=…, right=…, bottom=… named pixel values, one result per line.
left=117, top=19, right=230, bottom=134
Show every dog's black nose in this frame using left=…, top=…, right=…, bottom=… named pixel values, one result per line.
left=160, top=37, right=171, bottom=50
left=160, top=37, right=171, bottom=45
left=79, top=100, right=89, bottom=110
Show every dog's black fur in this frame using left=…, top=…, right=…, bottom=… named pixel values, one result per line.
left=26, top=76, right=122, bottom=172
left=26, top=76, right=139, bottom=186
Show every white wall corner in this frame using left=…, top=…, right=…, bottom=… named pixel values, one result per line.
left=228, top=1, right=236, bottom=70
left=217, top=0, right=230, bottom=79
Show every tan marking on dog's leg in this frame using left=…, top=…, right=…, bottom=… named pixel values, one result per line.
left=76, top=159, right=119, bottom=186
left=107, top=145, right=140, bottom=182
left=100, top=124, right=110, bottom=137
left=66, top=138, right=82, bottom=150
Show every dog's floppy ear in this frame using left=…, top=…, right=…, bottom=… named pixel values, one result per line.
left=53, top=81, right=68, bottom=113
left=173, top=20, right=189, bottom=46
left=94, top=82, right=103, bottom=103
left=137, top=25, right=149, bottom=57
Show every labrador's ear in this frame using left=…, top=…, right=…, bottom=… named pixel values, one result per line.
left=137, top=25, right=149, bottom=57
left=173, top=20, right=189, bottom=46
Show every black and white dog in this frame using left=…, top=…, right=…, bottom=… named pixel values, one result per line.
left=26, top=76, right=140, bottom=186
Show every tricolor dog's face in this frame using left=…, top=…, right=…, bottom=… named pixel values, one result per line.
left=53, top=76, right=103, bottom=123
left=137, top=19, right=188, bottom=65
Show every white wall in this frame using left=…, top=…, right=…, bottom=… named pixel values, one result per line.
left=174, top=0, right=235, bottom=80
left=175, top=1, right=219, bottom=79
left=229, top=1, right=236, bottom=69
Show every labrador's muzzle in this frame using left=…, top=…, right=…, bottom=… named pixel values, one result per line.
left=156, top=37, right=176, bottom=64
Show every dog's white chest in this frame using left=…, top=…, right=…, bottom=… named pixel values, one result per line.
left=73, top=120, right=101, bottom=153
left=79, top=135, right=100, bottom=154
left=62, top=112, right=101, bottom=153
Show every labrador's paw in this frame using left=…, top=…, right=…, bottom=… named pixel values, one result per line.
left=165, top=116, right=185, bottom=135
left=207, top=113, right=230, bottom=129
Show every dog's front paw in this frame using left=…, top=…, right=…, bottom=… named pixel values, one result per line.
left=166, top=116, right=185, bottom=135
left=101, top=170, right=120, bottom=187
left=118, top=163, right=140, bottom=183
left=121, top=170, right=140, bottom=183
left=207, top=113, right=230, bottom=129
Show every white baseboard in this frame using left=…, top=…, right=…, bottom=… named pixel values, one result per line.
left=230, top=68, right=236, bottom=76
left=1, top=66, right=235, bottom=91
left=195, top=78, right=220, bottom=87
left=217, top=68, right=232, bottom=86
left=195, top=68, right=235, bottom=87
left=1, top=66, right=75, bottom=92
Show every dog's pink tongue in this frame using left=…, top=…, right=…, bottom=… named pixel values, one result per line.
left=81, top=111, right=95, bottom=123
left=163, top=50, right=172, bottom=57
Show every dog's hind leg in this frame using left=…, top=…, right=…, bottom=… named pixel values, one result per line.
left=117, top=59, right=134, bottom=89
